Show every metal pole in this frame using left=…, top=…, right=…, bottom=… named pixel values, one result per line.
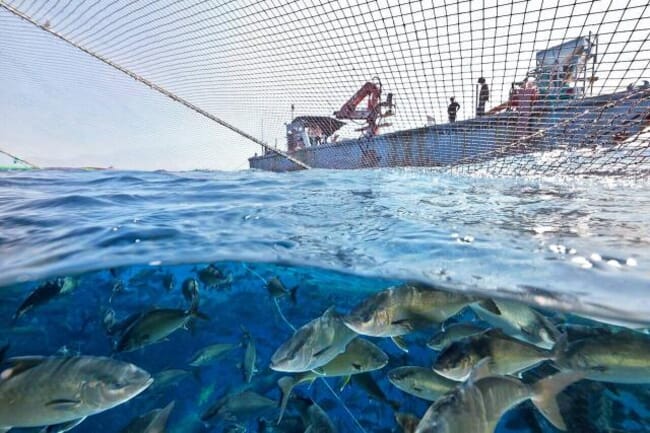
left=0, top=2, right=310, bottom=170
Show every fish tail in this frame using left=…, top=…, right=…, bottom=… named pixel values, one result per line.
left=190, top=310, right=210, bottom=321
left=190, top=366, right=202, bottom=382
left=290, top=285, right=299, bottom=304
left=277, top=376, right=296, bottom=424
left=551, top=332, right=569, bottom=363
left=531, top=371, right=584, bottom=430
left=388, top=399, right=401, bottom=411
left=189, top=288, right=201, bottom=312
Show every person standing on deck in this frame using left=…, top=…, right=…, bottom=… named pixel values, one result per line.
left=447, top=97, right=460, bottom=123
left=476, top=77, right=489, bottom=116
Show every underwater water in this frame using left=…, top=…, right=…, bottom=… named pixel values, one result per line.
left=1, top=168, right=650, bottom=432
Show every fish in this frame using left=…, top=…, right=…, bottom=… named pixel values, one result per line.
left=224, top=424, right=247, bottom=433
left=266, top=277, right=298, bottom=304
left=395, top=412, right=420, bottom=433
left=39, top=416, right=87, bottom=433
left=189, top=343, right=237, bottom=367
left=13, top=277, right=77, bottom=321
left=277, top=338, right=388, bottom=422
left=351, top=373, right=399, bottom=410
left=102, top=308, right=117, bottom=334
left=241, top=327, right=257, bottom=383
left=115, top=300, right=208, bottom=352
left=414, top=364, right=582, bottom=433
left=270, top=306, right=357, bottom=373
left=258, top=416, right=304, bottom=433
left=109, top=280, right=126, bottom=303
left=119, top=401, right=175, bottom=433
left=0, top=356, right=152, bottom=432
left=293, top=397, right=336, bottom=433
left=387, top=367, right=456, bottom=401
left=426, top=323, right=488, bottom=351
left=433, top=329, right=564, bottom=381
left=181, top=278, right=200, bottom=306
left=556, top=329, right=650, bottom=383
left=201, top=391, right=277, bottom=423
left=0, top=343, right=8, bottom=364
left=149, top=369, right=192, bottom=393
left=196, top=264, right=233, bottom=289
left=470, top=299, right=559, bottom=349
left=197, top=383, right=217, bottom=407
left=162, top=273, right=175, bottom=292
left=106, top=311, right=146, bottom=337
left=343, top=282, right=477, bottom=341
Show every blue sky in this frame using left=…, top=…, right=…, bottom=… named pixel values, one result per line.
left=1, top=0, right=648, bottom=170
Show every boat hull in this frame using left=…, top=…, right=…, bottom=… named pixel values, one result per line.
left=249, top=90, right=650, bottom=172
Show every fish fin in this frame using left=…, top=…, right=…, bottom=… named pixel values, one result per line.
left=45, top=399, right=82, bottom=410
left=469, top=357, right=494, bottom=383
left=313, top=345, right=332, bottom=358
left=537, top=312, right=563, bottom=341
left=40, top=417, right=87, bottom=433
left=192, top=310, right=210, bottom=321
left=531, top=371, right=584, bottom=430
left=277, top=376, right=296, bottom=424
left=338, top=375, right=351, bottom=391
left=0, top=343, right=9, bottom=364
left=290, top=286, right=299, bottom=304
left=322, top=306, right=338, bottom=317
left=190, top=366, right=202, bottom=382
left=478, top=299, right=502, bottom=315
left=1, top=356, right=47, bottom=379
left=391, top=336, right=409, bottom=353
left=551, top=333, right=569, bottom=362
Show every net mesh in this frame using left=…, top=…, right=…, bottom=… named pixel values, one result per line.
left=1, top=0, right=649, bottom=176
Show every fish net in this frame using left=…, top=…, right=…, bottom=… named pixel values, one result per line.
left=1, top=0, right=649, bottom=177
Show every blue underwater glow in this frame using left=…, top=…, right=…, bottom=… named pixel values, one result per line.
left=1, top=168, right=650, bottom=432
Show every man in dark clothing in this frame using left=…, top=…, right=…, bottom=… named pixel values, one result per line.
left=477, top=77, right=489, bottom=116
left=447, top=97, right=460, bottom=123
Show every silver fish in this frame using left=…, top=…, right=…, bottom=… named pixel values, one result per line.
left=189, top=343, right=237, bottom=367
left=116, top=306, right=208, bottom=352
left=270, top=307, right=357, bottom=373
left=201, top=391, right=277, bottom=423
left=343, top=283, right=477, bottom=338
left=0, top=356, right=151, bottom=431
left=266, top=277, right=298, bottom=303
left=119, top=401, right=175, bottom=433
left=470, top=299, right=559, bottom=349
left=433, top=329, right=562, bottom=381
left=388, top=367, right=456, bottom=401
left=149, top=369, right=192, bottom=393
left=427, top=323, right=488, bottom=351
left=395, top=412, right=420, bottom=433
left=296, top=398, right=336, bottom=433
left=242, top=327, right=257, bottom=383
left=556, top=329, right=650, bottom=383
left=414, top=367, right=581, bottom=433
left=277, top=338, right=387, bottom=422
left=13, top=277, right=77, bottom=321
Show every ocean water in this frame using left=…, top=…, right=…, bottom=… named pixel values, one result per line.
left=1, top=168, right=650, bottom=432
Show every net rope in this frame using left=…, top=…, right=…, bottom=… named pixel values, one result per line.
left=1, top=0, right=649, bottom=176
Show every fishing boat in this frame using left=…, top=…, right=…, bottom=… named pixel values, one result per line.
left=249, top=36, right=650, bottom=172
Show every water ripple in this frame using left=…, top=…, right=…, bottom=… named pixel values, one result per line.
left=0, top=168, right=649, bottom=324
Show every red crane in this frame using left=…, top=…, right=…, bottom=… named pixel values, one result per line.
left=333, top=78, right=394, bottom=137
